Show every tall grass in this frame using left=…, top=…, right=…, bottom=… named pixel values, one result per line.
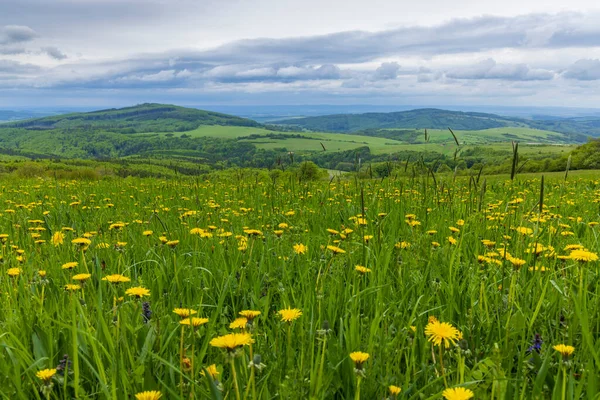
left=0, top=172, right=599, bottom=398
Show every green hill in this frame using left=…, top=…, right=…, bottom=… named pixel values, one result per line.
left=276, top=108, right=521, bottom=132
left=275, top=108, right=592, bottom=142
left=5, top=103, right=261, bottom=133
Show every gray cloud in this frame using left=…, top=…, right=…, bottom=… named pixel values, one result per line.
left=563, top=59, right=600, bottom=80
left=42, top=46, right=67, bottom=60
left=161, top=12, right=600, bottom=66
left=1, top=11, right=600, bottom=106
left=446, top=59, right=554, bottom=81
left=374, top=62, right=400, bottom=80
left=0, top=25, right=38, bottom=45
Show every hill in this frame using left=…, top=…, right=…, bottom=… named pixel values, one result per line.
left=4, top=103, right=261, bottom=133
left=276, top=108, right=518, bottom=132
left=275, top=108, right=593, bottom=141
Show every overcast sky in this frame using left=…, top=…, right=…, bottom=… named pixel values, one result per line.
left=1, top=0, right=600, bottom=108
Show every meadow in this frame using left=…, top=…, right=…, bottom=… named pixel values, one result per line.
left=1, top=171, right=599, bottom=399
left=150, top=125, right=576, bottom=157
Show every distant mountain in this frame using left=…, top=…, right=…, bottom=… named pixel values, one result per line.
left=5, top=103, right=261, bottom=133
left=275, top=108, right=522, bottom=132
left=275, top=108, right=596, bottom=141
left=0, top=110, right=57, bottom=123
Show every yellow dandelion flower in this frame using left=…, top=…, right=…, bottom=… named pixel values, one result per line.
left=293, top=243, right=307, bottom=254
left=442, top=387, right=474, bottom=400
left=229, top=317, right=248, bottom=329
left=389, top=385, right=401, bottom=396
left=61, top=262, right=78, bottom=270
left=239, top=310, right=261, bottom=320
left=52, top=231, right=64, bottom=246
left=210, top=332, right=254, bottom=350
left=125, top=287, right=150, bottom=298
left=553, top=344, right=575, bottom=357
left=71, top=237, right=91, bottom=246
left=173, top=308, right=197, bottom=318
left=424, top=320, right=460, bottom=348
left=143, top=230, right=153, bottom=236
left=180, top=317, right=209, bottom=327
left=201, top=364, right=220, bottom=379
left=355, top=265, right=372, bottom=274
left=7, top=267, right=21, bottom=277
left=36, top=368, right=57, bottom=383
left=72, top=273, right=91, bottom=281
left=102, top=274, right=131, bottom=283
left=278, top=307, right=302, bottom=323
left=569, top=249, right=598, bottom=262
left=135, top=391, right=162, bottom=400
left=326, top=245, right=346, bottom=254
left=64, top=284, right=81, bottom=291
left=349, top=351, right=370, bottom=368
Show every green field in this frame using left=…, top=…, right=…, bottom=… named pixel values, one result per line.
left=2, top=172, right=600, bottom=398
left=153, top=125, right=576, bottom=156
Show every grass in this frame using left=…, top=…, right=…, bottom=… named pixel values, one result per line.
left=151, top=126, right=576, bottom=158
left=0, top=171, right=599, bottom=398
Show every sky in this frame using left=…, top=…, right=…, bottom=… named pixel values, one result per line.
left=1, top=0, right=600, bottom=109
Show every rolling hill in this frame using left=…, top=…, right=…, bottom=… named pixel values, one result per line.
left=0, top=103, right=584, bottom=166
left=275, top=108, right=594, bottom=141
left=4, top=103, right=261, bottom=133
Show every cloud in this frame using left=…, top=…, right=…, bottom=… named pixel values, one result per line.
left=164, top=12, right=600, bottom=66
left=563, top=59, right=600, bottom=80
left=2, top=12, right=600, bottom=106
left=43, top=46, right=67, bottom=60
left=0, top=25, right=38, bottom=45
left=0, top=60, right=40, bottom=74
left=446, top=59, right=554, bottom=81
left=373, top=62, right=400, bottom=80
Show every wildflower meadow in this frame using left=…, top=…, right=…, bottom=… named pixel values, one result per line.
left=1, top=171, right=599, bottom=399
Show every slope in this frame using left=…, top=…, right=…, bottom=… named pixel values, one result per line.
left=4, top=103, right=261, bottom=133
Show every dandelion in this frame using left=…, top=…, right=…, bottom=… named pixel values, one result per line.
left=569, top=249, right=598, bottom=262
left=350, top=351, right=369, bottom=399
left=109, top=222, right=125, bottom=230
left=61, top=262, right=78, bottom=270
left=64, top=284, right=81, bottom=291
left=143, top=230, right=153, bottom=236
left=389, top=385, right=401, bottom=396
left=425, top=320, right=460, bottom=348
left=349, top=352, right=369, bottom=369
left=442, top=387, right=474, bottom=400
left=210, top=333, right=254, bottom=351
left=52, top=231, right=64, bottom=246
left=166, top=240, right=179, bottom=248
left=230, top=317, right=248, bottom=329
left=278, top=307, right=302, bottom=323
left=7, top=267, right=21, bottom=277
left=102, top=274, right=131, bottom=283
left=134, top=391, right=162, bottom=400
left=293, top=243, right=307, bottom=255
left=36, top=368, right=57, bottom=383
left=326, top=245, right=346, bottom=254
left=553, top=344, right=575, bottom=358
left=125, top=287, right=150, bottom=298
left=71, top=238, right=91, bottom=247
left=201, top=364, right=220, bottom=379
left=239, top=310, right=261, bottom=321
left=180, top=317, right=209, bottom=327
left=355, top=265, right=371, bottom=274
left=72, top=273, right=91, bottom=282
left=173, top=308, right=197, bottom=318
